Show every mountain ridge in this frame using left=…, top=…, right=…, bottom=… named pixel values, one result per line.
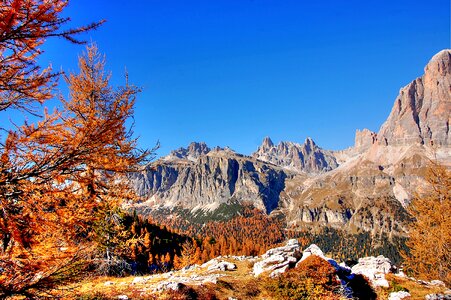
left=129, top=49, right=451, bottom=236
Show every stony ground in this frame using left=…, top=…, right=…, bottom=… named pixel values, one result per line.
left=67, top=241, right=450, bottom=299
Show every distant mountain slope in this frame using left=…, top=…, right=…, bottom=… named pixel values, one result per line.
left=130, top=144, right=291, bottom=215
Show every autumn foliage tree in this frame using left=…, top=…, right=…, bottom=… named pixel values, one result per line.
left=0, top=0, right=102, bottom=115
left=403, top=164, right=451, bottom=285
left=0, top=1, right=153, bottom=298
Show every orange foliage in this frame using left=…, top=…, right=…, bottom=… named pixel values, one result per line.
left=0, top=0, right=103, bottom=115
left=264, top=255, right=341, bottom=300
left=403, top=164, right=451, bottom=285
left=150, top=207, right=285, bottom=265
left=0, top=41, right=150, bottom=297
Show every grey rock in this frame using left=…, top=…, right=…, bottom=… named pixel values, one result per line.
left=388, top=291, right=411, bottom=300
left=169, top=142, right=211, bottom=161
left=254, top=239, right=301, bottom=277
left=253, top=137, right=339, bottom=173
left=351, top=255, right=392, bottom=287
left=207, top=261, right=237, bottom=272
left=155, top=281, right=184, bottom=292
left=130, top=148, right=289, bottom=214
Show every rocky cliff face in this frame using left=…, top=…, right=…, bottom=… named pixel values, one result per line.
left=377, top=50, right=451, bottom=147
left=252, top=137, right=338, bottom=173
left=130, top=147, right=289, bottom=214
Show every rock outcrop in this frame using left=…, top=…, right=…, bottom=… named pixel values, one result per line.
left=388, top=291, right=411, bottom=300
left=253, top=239, right=301, bottom=277
left=377, top=50, right=451, bottom=147
left=355, top=129, right=378, bottom=153
left=252, top=137, right=339, bottom=173
left=167, top=142, right=211, bottom=161
left=351, top=255, right=393, bottom=287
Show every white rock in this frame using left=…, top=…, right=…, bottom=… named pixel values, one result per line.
left=298, top=244, right=326, bottom=264
left=131, top=276, right=147, bottom=285
left=207, top=261, right=237, bottom=272
left=117, top=296, right=129, bottom=300
left=351, top=255, right=392, bottom=287
left=253, top=240, right=301, bottom=277
left=155, top=281, right=183, bottom=292
left=430, top=280, right=446, bottom=287
left=388, top=291, right=411, bottom=300
left=104, top=281, right=114, bottom=286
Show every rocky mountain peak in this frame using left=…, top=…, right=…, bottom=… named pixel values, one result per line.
left=261, top=136, right=274, bottom=149
left=355, top=129, right=377, bottom=153
left=253, top=137, right=338, bottom=173
left=425, top=49, right=451, bottom=77
left=376, top=49, right=451, bottom=147
left=304, top=137, right=316, bottom=152
left=167, top=142, right=211, bottom=161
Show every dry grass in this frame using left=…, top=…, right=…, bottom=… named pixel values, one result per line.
left=378, top=274, right=449, bottom=300
left=53, top=259, right=450, bottom=300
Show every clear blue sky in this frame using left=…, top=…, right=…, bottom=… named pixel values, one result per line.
left=26, top=1, right=451, bottom=156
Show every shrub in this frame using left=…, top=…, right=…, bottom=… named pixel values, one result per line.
left=264, top=255, right=341, bottom=300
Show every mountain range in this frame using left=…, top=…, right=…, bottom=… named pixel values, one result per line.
left=129, top=50, right=451, bottom=236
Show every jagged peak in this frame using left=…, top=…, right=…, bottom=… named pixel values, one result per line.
left=261, top=136, right=274, bottom=148
left=187, top=141, right=210, bottom=152
left=304, top=137, right=316, bottom=148
left=167, top=141, right=211, bottom=161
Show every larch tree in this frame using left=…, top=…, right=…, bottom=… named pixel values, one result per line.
left=0, top=0, right=102, bottom=115
left=403, top=164, right=451, bottom=285
left=0, top=1, right=152, bottom=298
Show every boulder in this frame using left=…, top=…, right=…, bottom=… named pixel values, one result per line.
left=253, top=239, right=301, bottom=277
left=131, top=276, right=147, bottom=285
left=155, top=281, right=184, bottom=292
left=207, top=261, right=237, bottom=272
left=388, top=291, right=411, bottom=300
left=351, top=255, right=392, bottom=287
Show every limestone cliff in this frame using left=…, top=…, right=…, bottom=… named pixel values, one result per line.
left=130, top=147, right=289, bottom=214
left=377, top=50, right=451, bottom=147
left=252, top=137, right=338, bottom=173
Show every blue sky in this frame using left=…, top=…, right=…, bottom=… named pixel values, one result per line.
left=19, top=1, right=451, bottom=156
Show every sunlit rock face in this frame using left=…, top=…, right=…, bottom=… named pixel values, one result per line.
left=377, top=50, right=451, bottom=147
left=130, top=145, right=289, bottom=214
